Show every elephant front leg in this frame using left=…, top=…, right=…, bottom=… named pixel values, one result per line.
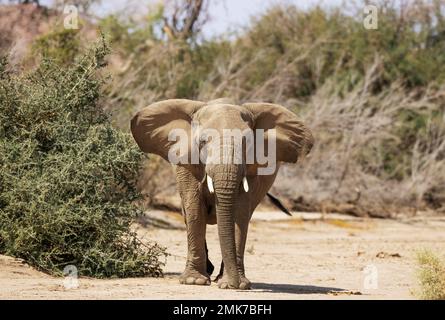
left=235, top=217, right=252, bottom=290
left=179, top=199, right=211, bottom=286
left=176, top=166, right=210, bottom=286
left=217, top=206, right=252, bottom=290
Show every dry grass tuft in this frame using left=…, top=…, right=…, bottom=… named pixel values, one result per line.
left=415, top=250, right=445, bottom=300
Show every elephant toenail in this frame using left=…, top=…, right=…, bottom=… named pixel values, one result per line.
left=219, top=282, right=228, bottom=289
left=185, top=277, right=196, bottom=284
left=195, top=278, right=209, bottom=285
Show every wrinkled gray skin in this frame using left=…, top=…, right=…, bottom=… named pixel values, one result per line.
left=131, top=99, right=314, bottom=290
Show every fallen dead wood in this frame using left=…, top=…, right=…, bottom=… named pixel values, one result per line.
left=290, top=196, right=420, bottom=219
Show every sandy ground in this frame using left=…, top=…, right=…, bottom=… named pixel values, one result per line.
left=1, top=210, right=445, bottom=300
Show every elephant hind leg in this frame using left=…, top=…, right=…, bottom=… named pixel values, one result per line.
left=213, top=261, right=224, bottom=282
left=205, top=241, right=214, bottom=276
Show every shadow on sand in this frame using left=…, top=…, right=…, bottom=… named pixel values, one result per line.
left=252, top=282, right=346, bottom=295
left=163, top=275, right=350, bottom=295
left=163, top=272, right=182, bottom=277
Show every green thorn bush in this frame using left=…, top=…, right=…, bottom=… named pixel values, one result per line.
left=0, top=38, right=166, bottom=278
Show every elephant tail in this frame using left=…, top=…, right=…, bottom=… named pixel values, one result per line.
left=266, top=193, right=292, bottom=216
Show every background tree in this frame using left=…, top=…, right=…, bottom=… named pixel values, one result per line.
left=162, top=0, right=210, bottom=41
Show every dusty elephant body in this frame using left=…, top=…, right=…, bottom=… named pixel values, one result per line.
left=131, top=99, right=313, bottom=290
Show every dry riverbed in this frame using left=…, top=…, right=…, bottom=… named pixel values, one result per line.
left=1, top=210, right=444, bottom=299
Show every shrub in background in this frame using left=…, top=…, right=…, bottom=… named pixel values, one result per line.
left=0, top=38, right=166, bottom=278
left=32, top=28, right=81, bottom=65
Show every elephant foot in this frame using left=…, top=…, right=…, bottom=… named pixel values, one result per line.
left=218, top=276, right=252, bottom=290
left=179, top=269, right=211, bottom=286
left=217, top=275, right=250, bottom=290
left=217, top=276, right=238, bottom=289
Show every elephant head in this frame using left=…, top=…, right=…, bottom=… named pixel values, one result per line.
left=131, top=99, right=313, bottom=288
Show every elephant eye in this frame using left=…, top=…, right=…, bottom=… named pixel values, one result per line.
left=195, top=134, right=206, bottom=148
left=199, top=133, right=210, bottom=143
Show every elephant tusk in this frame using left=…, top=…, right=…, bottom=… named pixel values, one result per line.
left=242, top=176, right=249, bottom=192
left=207, top=175, right=214, bottom=194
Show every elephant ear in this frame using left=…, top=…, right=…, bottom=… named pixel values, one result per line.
left=243, top=103, right=314, bottom=163
left=131, top=99, right=205, bottom=162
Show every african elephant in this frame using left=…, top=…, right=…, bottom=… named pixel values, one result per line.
left=130, top=99, right=313, bottom=290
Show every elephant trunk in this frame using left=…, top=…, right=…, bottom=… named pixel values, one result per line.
left=210, top=164, right=242, bottom=289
